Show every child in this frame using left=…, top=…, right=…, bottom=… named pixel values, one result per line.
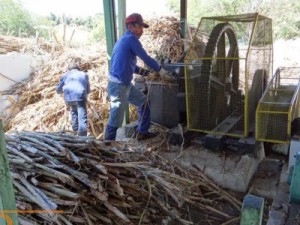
left=56, top=63, right=90, bottom=136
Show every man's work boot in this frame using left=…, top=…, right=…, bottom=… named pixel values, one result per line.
left=104, top=125, right=118, bottom=141
left=134, top=131, right=157, bottom=141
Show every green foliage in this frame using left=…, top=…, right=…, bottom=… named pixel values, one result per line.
left=48, top=13, right=61, bottom=25
left=2, top=0, right=299, bottom=42
left=33, top=15, right=55, bottom=39
left=167, top=0, right=300, bottom=40
left=46, top=12, right=105, bottom=44
left=265, top=0, right=300, bottom=39
left=88, top=14, right=105, bottom=43
left=0, top=0, right=35, bottom=36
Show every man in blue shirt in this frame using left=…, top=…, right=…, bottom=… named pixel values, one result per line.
left=104, top=13, right=167, bottom=141
left=56, top=63, right=90, bottom=136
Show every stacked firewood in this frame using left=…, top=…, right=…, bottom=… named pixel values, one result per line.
left=6, top=131, right=242, bottom=225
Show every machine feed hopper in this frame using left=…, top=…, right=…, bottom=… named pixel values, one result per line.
left=256, top=67, right=300, bottom=143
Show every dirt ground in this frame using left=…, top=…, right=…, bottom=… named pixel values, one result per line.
left=273, top=38, right=300, bottom=69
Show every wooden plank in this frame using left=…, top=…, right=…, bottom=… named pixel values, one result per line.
left=0, top=120, right=18, bottom=225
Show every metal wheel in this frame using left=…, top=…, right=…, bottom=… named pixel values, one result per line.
left=200, top=23, right=240, bottom=125
left=248, top=69, right=267, bottom=131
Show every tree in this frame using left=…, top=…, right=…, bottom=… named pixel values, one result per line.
left=88, top=14, right=106, bottom=42
left=265, top=0, right=300, bottom=39
left=166, top=0, right=300, bottom=39
left=0, top=0, right=35, bottom=36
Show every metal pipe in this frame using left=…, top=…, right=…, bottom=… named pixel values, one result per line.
left=180, top=0, right=187, bottom=39
left=117, top=0, right=126, bottom=38
left=103, top=0, right=117, bottom=69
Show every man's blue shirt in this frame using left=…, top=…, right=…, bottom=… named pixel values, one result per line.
left=56, top=69, right=90, bottom=102
left=109, top=30, right=160, bottom=85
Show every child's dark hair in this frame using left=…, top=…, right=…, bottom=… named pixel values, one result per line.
left=68, top=62, right=80, bottom=70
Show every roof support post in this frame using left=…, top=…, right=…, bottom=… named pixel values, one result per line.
left=116, top=0, right=129, bottom=125
left=180, top=0, right=187, bottom=39
left=103, top=0, right=117, bottom=68
left=117, top=0, right=126, bottom=38
left=103, top=0, right=129, bottom=125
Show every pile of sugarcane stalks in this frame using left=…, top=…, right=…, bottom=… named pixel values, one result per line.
left=0, top=35, right=31, bottom=54
left=141, top=16, right=194, bottom=63
left=0, top=35, right=62, bottom=55
left=2, top=46, right=111, bottom=138
left=5, top=131, right=242, bottom=225
left=2, top=16, right=193, bottom=138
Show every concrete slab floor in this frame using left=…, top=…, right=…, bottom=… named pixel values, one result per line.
left=285, top=203, right=300, bottom=225
left=249, top=158, right=284, bottom=199
left=160, top=143, right=262, bottom=192
left=117, top=124, right=264, bottom=193
left=266, top=162, right=300, bottom=225
left=116, top=124, right=300, bottom=224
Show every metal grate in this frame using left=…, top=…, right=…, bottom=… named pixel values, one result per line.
left=256, top=67, right=300, bottom=143
left=185, top=13, right=273, bottom=138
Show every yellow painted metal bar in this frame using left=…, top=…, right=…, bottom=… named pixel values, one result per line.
left=287, top=105, right=292, bottom=138
left=184, top=16, right=205, bottom=131
left=258, top=138, right=289, bottom=144
left=255, top=109, right=259, bottom=141
left=256, top=67, right=300, bottom=143
left=256, top=111, right=289, bottom=115
left=223, top=133, right=244, bottom=138
left=188, top=128, right=244, bottom=138
left=189, top=57, right=243, bottom=60
left=244, top=13, right=259, bottom=137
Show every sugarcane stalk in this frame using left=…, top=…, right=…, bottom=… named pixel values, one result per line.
left=103, top=201, right=131, bottom=223
left=152, top=196, right=193, bottom=225
left=20, top=142, right=38, bottom=154
left=35, top=149, right=97, bottom=189
left=38, top=182, right=80, bottom=199
left=19, top=176, right=57, bottom=211
left=19, top=135, right=61, bottom=155
left=33, top=163, right=73, bottom=183
left=20, top=131, right=67, bottom=153
left=6, top=145, right=34, bottom=162
left=80, top=203, right=94, bottom=225
left=193, top=164, right=242, bottom=210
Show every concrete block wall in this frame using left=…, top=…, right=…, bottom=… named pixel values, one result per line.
left=0, top=52, right=33, bottom=119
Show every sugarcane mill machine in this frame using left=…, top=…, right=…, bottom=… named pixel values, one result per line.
left=149, top=13, right=300, bottom=151
left=148, top=13, right=300, bottom=203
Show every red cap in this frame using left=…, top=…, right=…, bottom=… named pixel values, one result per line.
left=125, top=13, right=149, bottom=28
